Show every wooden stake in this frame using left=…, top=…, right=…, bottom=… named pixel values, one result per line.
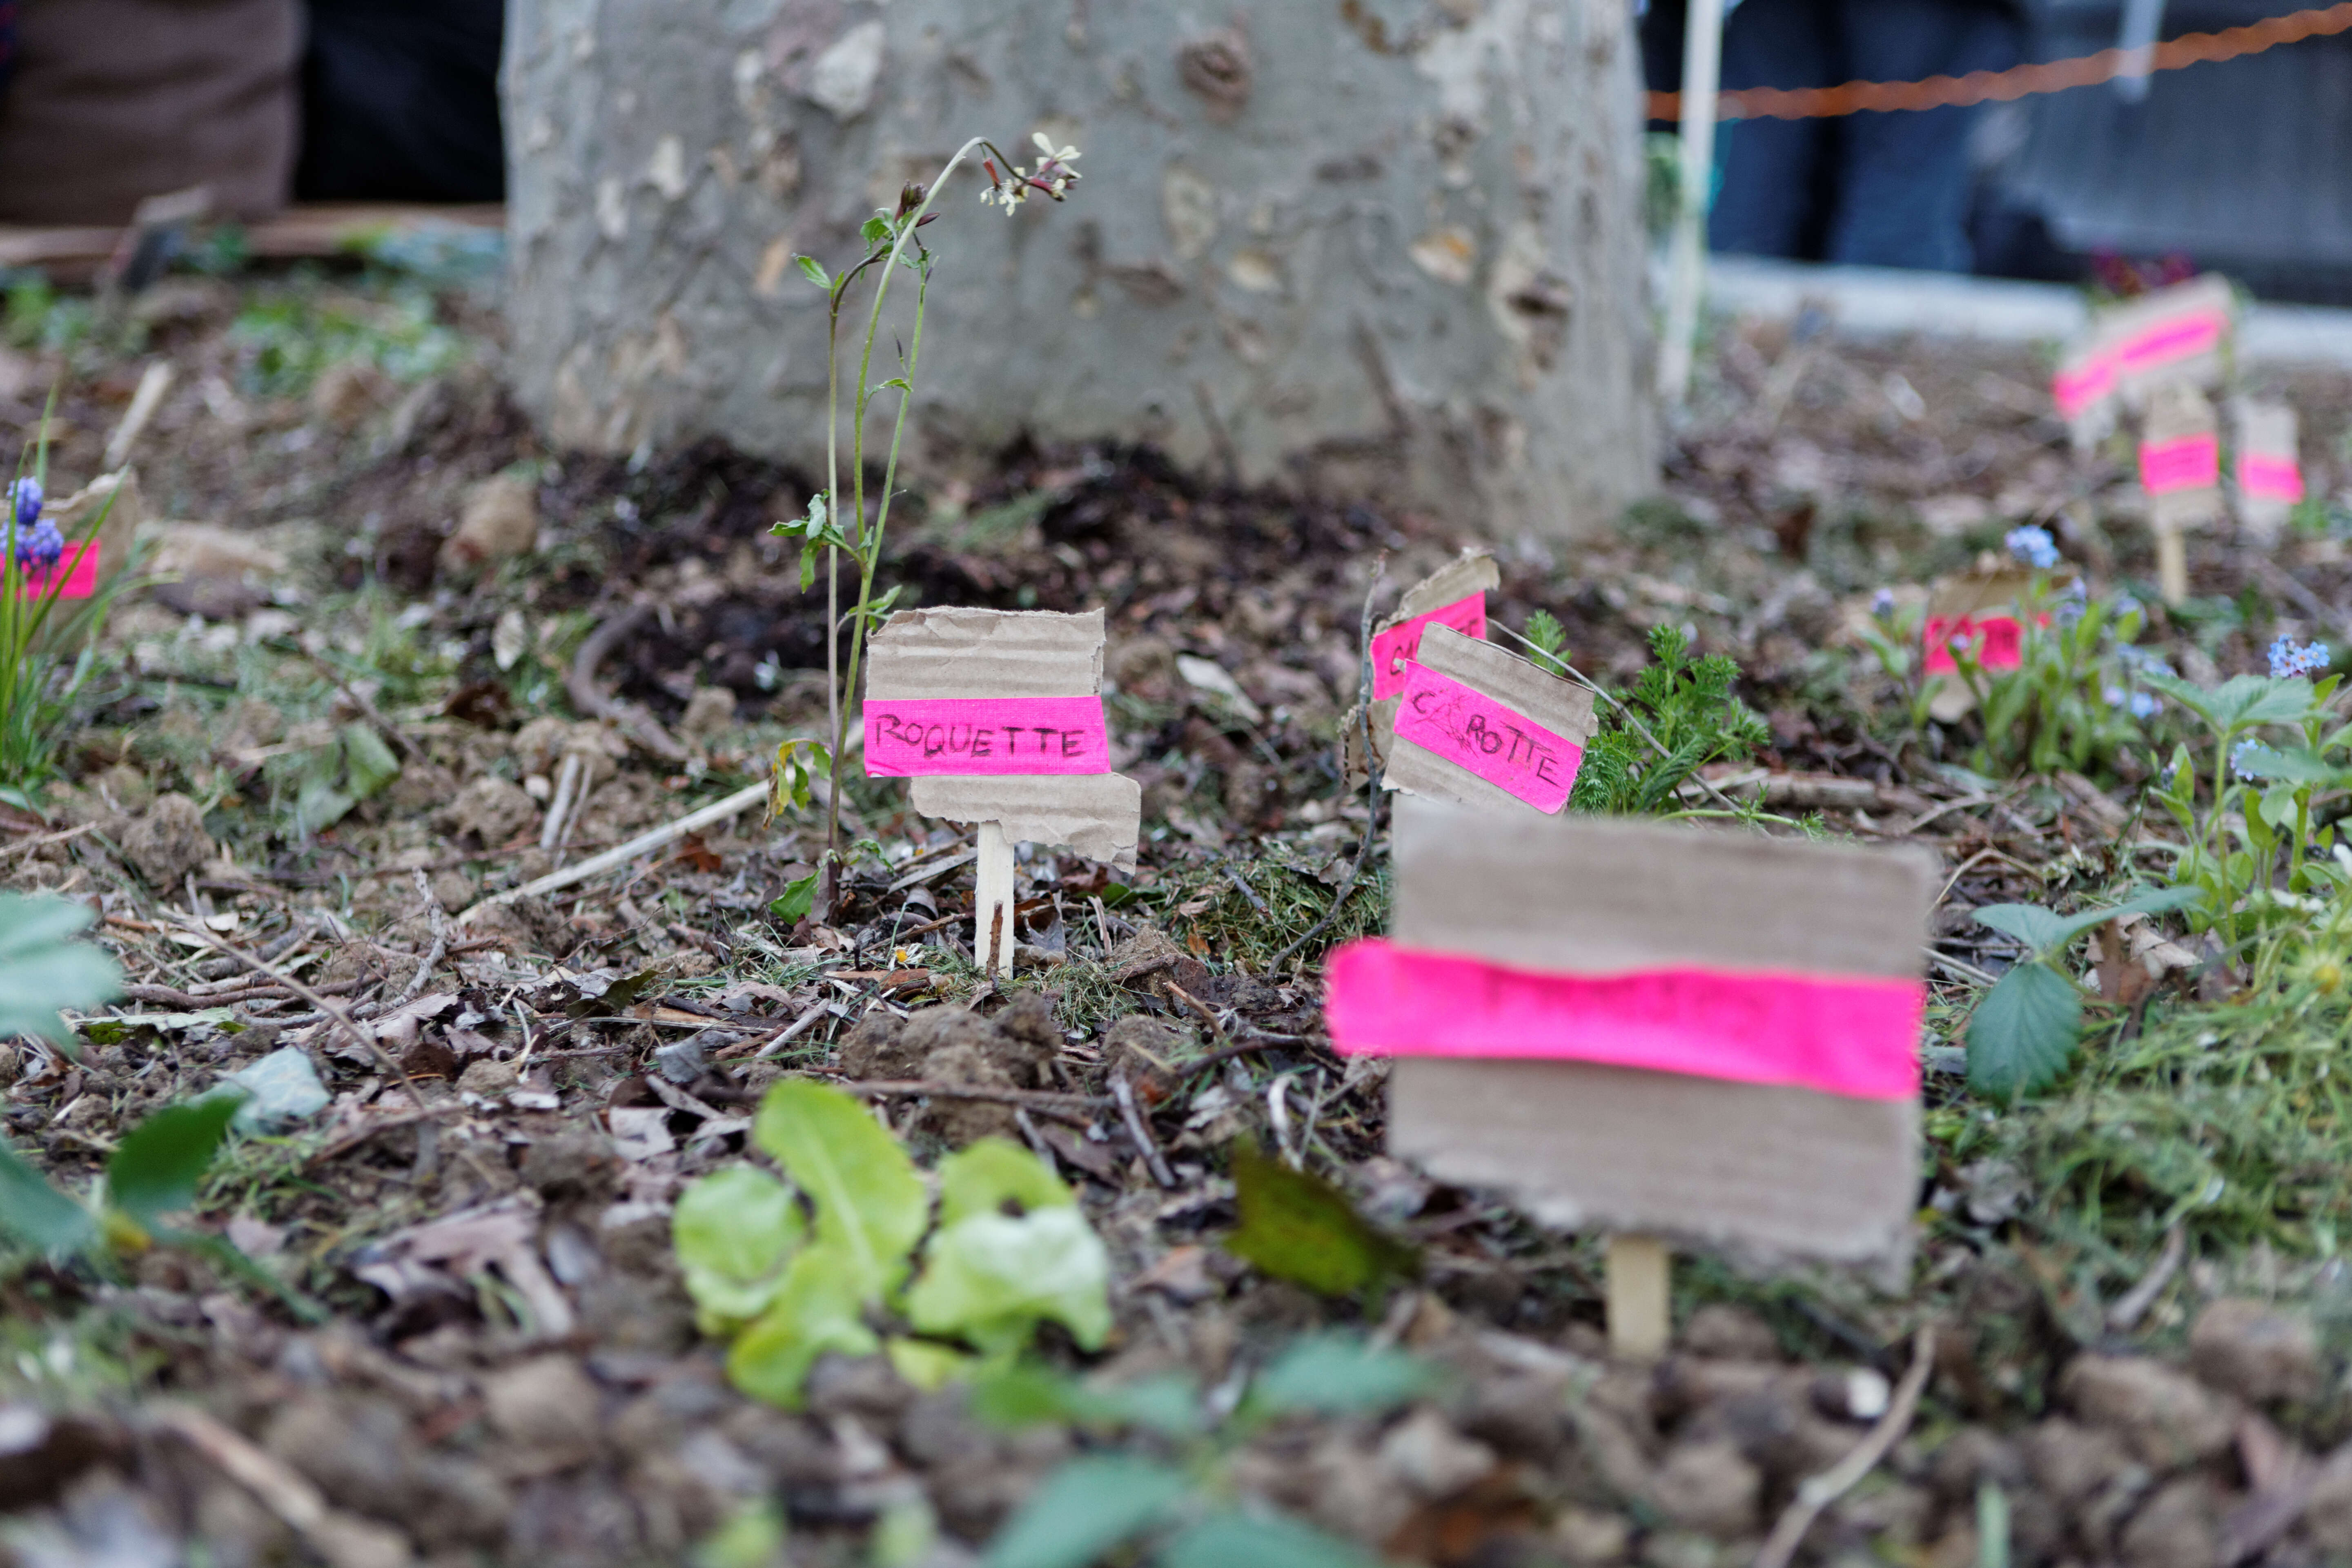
left=974, top=820, right=1016, bottom=978
left=1605, top=1233, right=1671, bottom=1361
left=1657, top=0, right=1726, bottom=407
left=2154, top=526, right=2187, bottom=607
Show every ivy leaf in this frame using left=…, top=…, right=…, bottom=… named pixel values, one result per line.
left=1158, top=1512, right=1386, bottom=1568
left=906, top=1206, right=1112, bottom=1352
left=1251, top=1332, right=1434, bottom=1417
left=727, top=1245, right=881, bottom=1408
left=0, top=1136, right=96, bottom=1256
left=980, top=1456, right=1189, bottom=1568
left=107, top=1094, right=245, bottom=1225
left=751, top=1080, right=925, bottom=1302
left=675, top=1165, right=806, bottom=1329
left=0, top=892, right=120, bottom=1047
left=1223, top=1140, right=1416, bottom=1300
left=1966, top=963, right=2082, bottom=1103
left=935, top=1138, right=1074, bottom=1228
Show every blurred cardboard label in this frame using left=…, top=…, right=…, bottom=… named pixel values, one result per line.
left=1383, top=624, right=1595, bottom=815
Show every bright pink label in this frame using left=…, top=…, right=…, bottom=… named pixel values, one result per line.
left=14, top=540, right=97, bottom=601
left=2140, top=434, right=2220, bottom=494
left=1922, top=613, right=2025, bottom=675
left=1369, top=593, right=1486, bottom=701
left=1392, top=661, right=1581, bottom=811
left=2117, top=310, right=2226, bottom=376
left=2241, top=454, right=2305, bottom=504
left=2052, top=354, right=2116, bottom=420
left=863, top=695, right=1109, bottom=777
left=1325, top=938, right=1924, bottom=1101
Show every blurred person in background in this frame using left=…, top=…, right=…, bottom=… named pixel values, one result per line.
left=1644, top=0, right=2026, bottom=273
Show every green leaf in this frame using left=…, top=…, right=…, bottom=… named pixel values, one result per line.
left=726, top=1245, right=882, bottom=1408
left=980, top=1457, right=1188, bottom=1568
left=1966, top=963, right=2082, bottom=1103
left=2142, top=671, right=2319, bottom=735
left=0, top=1136, right=97, bottom=1255
left=795, top=255, right=831, bottom=291
left=968, top=1364, right=1205, bottom=1438
left=751, top=1080, right=925, bottom=1302
left=2231, top=741, right=2341, bottom=786
left=936, top=1138, right=1074, bottom=1228
left=768, top=872, right=820, bottom=926
left=907, top=1206, right=1112, bottom=1352
left=1252, top=1332, right=1435, bottom=1417
left=107, top=1094, right=245, bottom=1224
left=342, top=722, right=401, bottom=800
left=1970, top=903, right=2068, bottom=954
left=884, top=1337, right=976, bottom=1390
left=1223, top=1140, right=1416, bottom=1299
left=1158, top=1512, right=1386, bottom=1568
left=862, top=214, right=893, bottom=245
left=692, top=1499, right=787, bottom=1568
left=675, top=1165, right=806, bottom=1328
left=0, top=893, right=120, bottom=1046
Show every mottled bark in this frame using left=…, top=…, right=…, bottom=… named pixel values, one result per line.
left=502, top=0, right=1655, bottom=537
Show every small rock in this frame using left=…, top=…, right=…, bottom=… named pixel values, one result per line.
left=679, top=686, right=737, bottom=742
left=2059, top=1353, right=2238, bottom=1468
left=457, top=1058, right=519, bottom=1097
left=1376, top=1408, right=1497, bottom=1498
left=440, top=473, right=539, bottom=572
left=1680, top=1304, right=1780, bottom=1361
left=1647, top=1438, right=1762, bottom=1537
left=149, top=521, right=285, bottom=619
left=120, top=791, right=214, bottom=886
left=220, top=1047, right=330, bottom=1133
left=2188, top=1298, right=2320, bottom=1402
left=483, top=1355, right=600, bottom=1449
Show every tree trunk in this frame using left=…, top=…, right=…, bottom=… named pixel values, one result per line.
left=501, top=0, right=1655, bottom=538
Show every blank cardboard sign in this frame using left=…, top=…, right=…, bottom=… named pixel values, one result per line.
left=864, top=606, right=1141, bottom=867
left=1331, top=800, right=1937, bottom=1265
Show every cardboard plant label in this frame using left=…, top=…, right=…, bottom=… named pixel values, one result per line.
left=2140, top=380, right=2223, bottom=533
left=1344, top=550, right=1503, bottom=783
left=1369, top=594, right=1486, bottom=700
left=1327, top=800, right=1937, bottom=1265
left=1916, top=566, right=2067, bottom=722
left=1384, top=625, right=1595, bottom=815
left=863, top=695, right=1109, bottom=776
left=2106, top=274, right=2234, bottom=404
left=2234, top=398, right=2303, bottom=540
left=13, top=540, right=98, bottom=601
left=864, top=606, right=1141, bottom=868
left=1920, top=611, right=2023, bottom=676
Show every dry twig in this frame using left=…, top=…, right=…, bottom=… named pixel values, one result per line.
left=1754, top=1325, right=1936, bottom=1568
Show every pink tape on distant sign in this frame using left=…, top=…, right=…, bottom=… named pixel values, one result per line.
left=2117, top=310, right=2227, bottom=375
left=2052, top=355, right=2116, bottom=420
left=863, top=695, right=1109, bottom=777
left=1392, top=661, right=1582, bottom=811
left=2140, top=434, right=2221, bottom=494
left=2241, top=454, right=2305, bottom=504
left=1369, top=593, right=1485, bottom=700
left=1325, top=939, right=1924, bottom=1101
left=15, top=541, right=98, bottom=602
left=1921, top=613, right=2025, bottom=675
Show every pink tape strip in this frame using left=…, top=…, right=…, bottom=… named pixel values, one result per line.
left=1369, top=593, right=1486, bottom=700
left=1392, top=660, right=1581, bottom=811
left=863, top=695, right=1109, bottom=777
left=1325, top=938, right=1924, bottom=1101
left=2052, top=355, right=2116, bottom=420
left=13, top=541, right=98, bottom=602
left=2117, top=310, right=2226, bottom=375
left=1921, top=613, right=2024, bottom=675
left=2241, top=454, right=2305, bottom=504
left=2140, top=434, right=2220, bottom=494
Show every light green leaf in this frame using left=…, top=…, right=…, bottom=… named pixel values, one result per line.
left=906, top=1206, right=1111, bottom=1352
left=1252, top=1332, right=1435, bottom=1417
left=751, top=1080, right=925, bottom=1302
left=980, top=1457, right=1188, bottom=1568
left=1974, top=887, right=2200, bottom=959
left=2232, top=741, right=2341, bottom=786
left=107, top=1094, right=245, bottom=1223
left=1966, top=963, right=2082, bottom=1103
left=692, top=1499, right=787, bottom=1568
left=0, top=892, right=120, bottom=1046
left=768, top=872, right=820, bottom=926
left=2142, top=671, right=2318, bottom=735
left=727, top=1245, right=882, bottom=1408
left=342, top=722, right=401, bottom=800
left=885, top=1337, right=975, bottom=1390
left=1970, top=903, right=2067, bottom=953
left=936, top=1138, right=1074, bottom=1228
left=968, top=1365, right=1205, bottom=1438
left=795, top=255, right=831, bottom=291
left=1158, top=1512, right=1386, bottom=1568
left=675, top=1165, right=806, bottom=1328
left=1223, top=1140, right=1416, bottom=1299
left=0, top=1136, right=97, bottom=1255
left=862, top=214, right=893, bottom=244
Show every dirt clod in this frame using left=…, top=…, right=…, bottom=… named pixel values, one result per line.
left=2059, top=1353, right=2239, bottom=1468
left=441, top=472, right=539, bottom=572
left=443, top=775, right=540, bottom=849
left=483, top=1355, right=601, bottom=1450
left=119, top=792, right=214, bottom=886
left=2187, top=1297, right=2320, bottom=1402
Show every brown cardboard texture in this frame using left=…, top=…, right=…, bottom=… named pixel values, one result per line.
left=1343, top=550, right=1503, bottom=787
left=2105, top=273, right=2234, bottom=406
left=1381, top=798, right=1936, bottom=1266
left=866, top=606, right=1142, bottom=868
left=2233, top=397, right=2300, bottom=541
left=1921, top=562, right=2071, bottom=724
left=1383, top=623, right=1597, bottom=814
left=2143, top=380, right=2222, bottom=535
